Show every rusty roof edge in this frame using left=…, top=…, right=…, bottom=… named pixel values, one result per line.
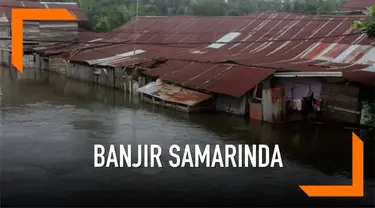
left=166, top=57, right=279, bottom=72
left=212, top=70, right=276, bottom=98
left=234, top=73, right=276, bottom=98
left=166, top=56, right=374, bottom=75
left=141, top=59, right=276, bottom=97
left=274, top=71, right=343, bottom=77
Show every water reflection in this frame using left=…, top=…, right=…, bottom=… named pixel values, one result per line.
left=1, top=67, right=374, bottom=178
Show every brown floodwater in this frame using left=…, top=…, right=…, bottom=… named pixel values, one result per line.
left=1, top=67, right=374, bottom=207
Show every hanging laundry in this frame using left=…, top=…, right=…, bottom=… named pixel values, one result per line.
left=293, top=99, right=302, bottom=111
left=313, top=98, right=322, bottom=112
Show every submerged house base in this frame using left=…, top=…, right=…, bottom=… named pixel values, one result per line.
left=1, top=49, right=373, bottom=128
left=0, top=50, right=10, bottom=66
left=0, top=51, right=46, bottom=70
left=215, top=94, right=249, bottom=116
left=252, top=74, right=375, bottom=128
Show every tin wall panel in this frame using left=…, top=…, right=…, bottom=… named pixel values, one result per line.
left=262, top=88, right=285, bottom=123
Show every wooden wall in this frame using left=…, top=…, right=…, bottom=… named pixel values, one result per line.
left=0, top=20, right=10, bottom=50
left=320, top=82, right=360, bottom=124
left=66, top=62, right=93, bottom=82
left=39, top=21, right=78, bottom=45
left=49, top=57, right=68, bottom=74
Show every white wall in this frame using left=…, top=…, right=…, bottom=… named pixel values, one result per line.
left=273, top=78, right=323, bottom=100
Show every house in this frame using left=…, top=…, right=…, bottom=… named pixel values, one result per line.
left=30, top=13, right=375, bottom=127
left=0, top=0, right=87, bottom=67
left=119, top=14, right=374, bottom=120
left=138, top=60, right=275, bottom=116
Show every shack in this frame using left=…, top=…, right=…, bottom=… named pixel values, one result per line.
left=27, top=13, right=375, bottom=126
left=138, top=60, right=275, bottom=116
left=137, top=79, right=214, bottom=113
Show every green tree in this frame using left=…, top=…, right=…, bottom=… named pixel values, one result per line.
left=282, top=0, right=294, bottom=12
left=57, top=0, right=345, bottom=31
left=353, top=5, right=375, bottom=128
left=353, top=5, right=375, bottom=41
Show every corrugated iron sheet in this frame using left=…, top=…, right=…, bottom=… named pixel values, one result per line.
left=332, top=45, right=372, bottom=64
left=30, top=12, right=375, bottom=87
left=86, top=49, right=146, bottom=65
left=301, top=42, right=375, bottom=65
left=67, top=44, right=190, bottom=67
left=340, top=0, right=375, bottom=11
left=34, top=31, right=109, bottom=55
left=137, top=81, right=212, bottom=106
left=142, top=60, right=275, bottom=97
left=355, top=47, right=375, bottom=65
left=262, top=88, right=285, bottom=123
left=67, top=13, right=373, bottom=61
left=115, top=13, right=373, bottom=49
left=65, top=13, right=374, bottom=68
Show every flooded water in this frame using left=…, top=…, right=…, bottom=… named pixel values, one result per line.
left=1, top=67, right=374, bottom=207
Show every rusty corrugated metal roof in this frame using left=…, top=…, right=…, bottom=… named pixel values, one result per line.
left=34, top=31, right=109, bottom=55
left=68, top=13, right=374, bottom=66
left=66, top=44, right=189, bottom=66
left=340, top=0, right=375, bottom=11
left=46, top=13, right=375, bottom=87
left=300, top=42, right=375, bottom=65
left=137, top=81, right=212, bottom=106
left=0, top=0, right=87, bottom=21
left=142, top=60, right=275, bottom=97
left=103, top=13, right=375, bottom=70
left=115, top=13, right=372, bottom=46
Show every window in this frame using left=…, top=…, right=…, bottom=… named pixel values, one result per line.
left=251, top=84, right=263, bottom=103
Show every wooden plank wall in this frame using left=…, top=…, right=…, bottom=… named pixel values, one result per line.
left=39, top=21, right=78, bottom=45
left=49, top=57, right=68, bottom=74
left=24, top=21, right=40, bottom=40
left=0, top=20, right=10, bottom=51
left=320, top=82, right=360, bottom=124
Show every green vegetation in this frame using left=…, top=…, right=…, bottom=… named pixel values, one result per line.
left=362, top=102, right=375, bottom=128
left=80, top=0, right=345, bottom=32
left=353, top=5, right=375, bottom=40
left=353, top=5, right=375, bottom=128
left=28, top=0, right=344, bottom=32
